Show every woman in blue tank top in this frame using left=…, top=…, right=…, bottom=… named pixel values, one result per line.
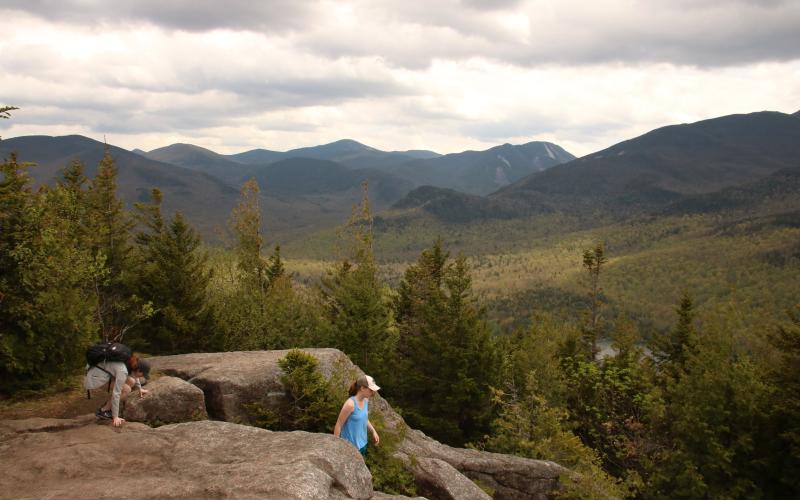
left=334, top=374, right=381, bottom=455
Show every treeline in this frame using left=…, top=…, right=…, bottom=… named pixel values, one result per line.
left=480, top=246, right=800, bottom=497
left=2, top=151, right=799, bottom=497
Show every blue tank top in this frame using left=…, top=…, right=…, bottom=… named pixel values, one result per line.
left=341, top=396, right=368, bottom=450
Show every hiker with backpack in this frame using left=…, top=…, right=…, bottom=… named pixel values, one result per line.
left=84, top=342, right=151, bottom=427
left=333, top=374, right=381, bottom=455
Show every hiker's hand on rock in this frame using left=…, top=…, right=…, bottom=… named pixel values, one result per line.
left=140, top=388, right=149, bottom=397
left=112, top=416, right=125, bottom=427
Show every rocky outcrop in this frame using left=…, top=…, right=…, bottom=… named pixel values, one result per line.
left=125, top=376, right=207, bottom=425
left=399, top=429, right=565, bottom=500
left=411, top=457, right=492, bottom=499
left=0, top=418, right=375, bottom=499
left=148, top=350, right=567, bottom=499
left=147, top=349, right=354, bottom=424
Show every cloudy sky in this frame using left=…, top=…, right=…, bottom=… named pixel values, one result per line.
left=1, top=0, right=799, bottom=157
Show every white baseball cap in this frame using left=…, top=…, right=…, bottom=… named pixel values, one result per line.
left=357, top=374, right=380, bottom=392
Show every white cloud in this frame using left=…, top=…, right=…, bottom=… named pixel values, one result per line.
left=1, top=2, right=799, bottom=158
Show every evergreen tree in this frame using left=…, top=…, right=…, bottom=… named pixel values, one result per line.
left=644, top=317, right=770, bottom=499
left=0, top=155, right=100, bottom=392
left=581, top=242, right=606, bottom=359
left=481, top=372, right=626, bottom=498
left=266, top=244, right=286, bottom=285
left=215, top=180, right=323, bottom=351
left=0, top=154, right=41, bottom=389
left=85, top=148, right=136, bottom=340
left=765, top=306, right=800, bottom=496
left=0, top=106, right=18, bottom=140
left=133, top=190, right=215, bottom=353
left=319, top=182, right=394, bottom=381
left=229, top=178, right=267, bottom=292
left=55, top=160, right=91, bottom=243
left=392, top=239, right=502, bottom=446
left=651, top=291, right=696, bottom=378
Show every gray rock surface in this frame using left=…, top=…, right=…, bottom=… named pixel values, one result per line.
left=411, top=457, right=491, bottom=500
left=0, top=418, right=374, bottom=500
left=148, top=349, right=354, bottom=424
left=124, top=375, right=207, bottom=424
left=399, top=429, right=565, bottom=500
left=149, top=349, right=567, bottom=500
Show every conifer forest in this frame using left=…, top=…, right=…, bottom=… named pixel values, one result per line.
left=2, top=130, right=799, bottom=497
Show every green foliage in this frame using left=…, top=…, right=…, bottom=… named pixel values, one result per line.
left=560, top=360, right=652, bottom=481
left=650, top=291, right=696, bottom=378
left=319, top=184, right=395, bottom=380
left=131, top=190, right=216, bottom=353
left=213, top=180, right=325, bottom=351
left=581, top=242, right=607, bottom=359
left=0, top=155, right=102, bottom=392
left=265, top=244, right=286, bottom=284
left=0, top=106, right=17, bottom=139
left=0, top=106, right=17, bottom=119
left=212, top=268, right=324, bottom=351
left=364, top=411, right=417, bottom=496
left=253, top=350, right=342, bottom=432
left=85, top=148, right=137, bottom=340
left=391, top=239, right=502, bottom=446
left=479, top=372, right=626, bottom=498
left=763, top=306, right=800, bottom=496
left=230, top=178, right=268, bottom=291
left=644, top=315, right=771, bottom=499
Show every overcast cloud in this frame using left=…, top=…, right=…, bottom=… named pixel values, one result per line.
left=1, top=0, right=799, bottom=156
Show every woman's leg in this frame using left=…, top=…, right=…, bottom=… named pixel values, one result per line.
left=119, top=377, right=135, bottom=402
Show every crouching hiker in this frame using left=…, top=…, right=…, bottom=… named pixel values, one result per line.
left=84, top=342, right=151, bottom=427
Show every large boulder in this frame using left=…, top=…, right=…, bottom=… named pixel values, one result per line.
left=398, top=429, right=565, bottom=500
left=0, top=418, right=376, bottom=499
left=411, top=457, right=492, bottom=500
left=147, top=349, right=354, bottom=424
left=149, top=349, right=568, bottom=499
left=124, top=376, right=207, bottom=425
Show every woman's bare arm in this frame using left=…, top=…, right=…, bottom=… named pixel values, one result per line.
left=333, top=399, right=355, bottom=436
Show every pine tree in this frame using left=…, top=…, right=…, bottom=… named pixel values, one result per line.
left=0, top=154, right=100, bottom=392
left=266, top=244, right=286, bottom=285
left=85, top=148, right=136, bottom=340
left=230, top=178, right=267, bottom=292
left=0, top=106, right=18, bottom=140
left=215, top=180, right=322, bottom=351
left=392, top=239, right=502, bottom=446
left=481, top=372, right=625, bottom=498
left=0, top=154, right=40, bottom=388
left=133, top=190, right=215, bottom=353
left=651, top=291, right=696, bottom=379
left=320, top=182, right=394, bottom=380
left=645, top=315, right=770, bottom=498
left=581, top=242, right=606, bottom=359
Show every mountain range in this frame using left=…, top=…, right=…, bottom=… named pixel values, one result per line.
left=386, top=111, right=800, bottom=225
left=0, top=135, right=574, bottom=241
left=3, top=110, right=798, bottom=246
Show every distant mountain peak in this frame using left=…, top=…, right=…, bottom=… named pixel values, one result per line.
left=318, top=139, right=377, bottom=152
left=150, top=143, right=215, bottom=154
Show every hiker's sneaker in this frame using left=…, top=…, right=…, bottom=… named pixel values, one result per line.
left=95, top=408, right=112, bottom=420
